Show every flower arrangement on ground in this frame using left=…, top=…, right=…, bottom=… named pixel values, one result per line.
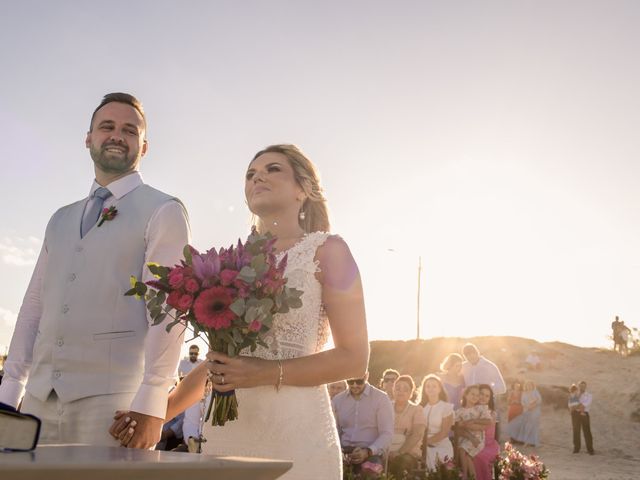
left=125, top=227, right=303, bottom=425
left=495, top=442, right=549, bottom=480
left=424, top=457, right=463, bottom=480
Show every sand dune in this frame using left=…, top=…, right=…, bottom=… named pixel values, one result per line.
left=369, top=337, right=640, bottom=479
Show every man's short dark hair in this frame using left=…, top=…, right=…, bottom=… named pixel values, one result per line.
left=89, top=92, right=146, bottom=131
left=189, top=345, right=200, bottom=352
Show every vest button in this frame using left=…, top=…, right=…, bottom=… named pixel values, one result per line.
left=69, top=273, right=76, bottom=281
left=75, top=246, right=83, bottom=252
left=62, top=305, right=69, bottom=314
left=57, top=339, right=64, bottom=347
left=54, top=371, right=61, bottom=378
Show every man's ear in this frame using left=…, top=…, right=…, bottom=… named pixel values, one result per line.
left=85, top=131, right=91, bottom=149
left=141, top=139, right=149, bottom=157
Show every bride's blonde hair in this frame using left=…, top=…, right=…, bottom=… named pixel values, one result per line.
left=250, top=144, right=330, bottom=234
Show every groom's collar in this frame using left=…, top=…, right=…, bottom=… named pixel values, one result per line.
left=89, top=171, right=144, bottom=200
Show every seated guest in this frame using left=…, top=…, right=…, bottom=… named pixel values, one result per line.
left=178, top=345, right=203, bottom=378
left=455, top=385, right=492, bottom=480
left=472, top=385, right=500, bottom=480
left=419, top=374, right=455, bottom=471
left=379, top=368, right=400, bottom=400
left=525, top=351, right=542, bottom=371
left=155, top=412, right=185, bottom=451
left=328, top=380, right=348, bottom=399
left=333, top=372, right=394, bottom=479
left=388, top=375, right=426, bottom=479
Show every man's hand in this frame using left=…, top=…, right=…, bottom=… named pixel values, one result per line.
left=348, top=447, right=370, bottom=464
left=122, top=411, right=163, bottom=449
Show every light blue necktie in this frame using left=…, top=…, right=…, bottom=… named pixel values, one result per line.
left=81, top=187, right=112, bottom=238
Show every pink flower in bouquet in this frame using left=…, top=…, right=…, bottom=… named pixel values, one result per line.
left=192, top=248, right=221, bottom=287
left=167, top=290, right=184, bottom=311
left=248, top=320, right=262, bottom=332
left=177, top=294, right=194, bottom=311
left=234, top=279, right=251, bottom=298
left=184, top=277, right=200, bottom=293
left=193, top=286, right=236, bottom=330
left=168, top=268, right=185, bottom=288
left=220, top=269, right=238, bottom=286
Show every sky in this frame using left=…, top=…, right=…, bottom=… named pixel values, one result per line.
left=1, top=1, right=640, bottom=357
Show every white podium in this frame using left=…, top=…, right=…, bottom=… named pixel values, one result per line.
left=0, top=445, right=292, bottom=480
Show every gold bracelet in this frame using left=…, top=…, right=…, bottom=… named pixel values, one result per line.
left=275, top=359, right=284, bottom=391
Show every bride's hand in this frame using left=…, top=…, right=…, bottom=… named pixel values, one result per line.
left=206, top=351, right=279, bottom=392
left=108, top=410, right=136, bottom=446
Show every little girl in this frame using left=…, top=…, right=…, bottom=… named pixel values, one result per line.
left=455, top=385, right=492, bottom=479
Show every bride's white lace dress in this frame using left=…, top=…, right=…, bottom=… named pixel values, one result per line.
left=202, top=232, right=342, bottom=479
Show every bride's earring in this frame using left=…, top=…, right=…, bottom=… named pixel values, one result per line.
left=298, top=209, right=306, bottom=221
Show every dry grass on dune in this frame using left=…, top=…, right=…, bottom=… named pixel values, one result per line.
left=369, top=336, right=640, bottom=479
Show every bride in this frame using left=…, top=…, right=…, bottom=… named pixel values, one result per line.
left=115, top=144, right=369, bottom=478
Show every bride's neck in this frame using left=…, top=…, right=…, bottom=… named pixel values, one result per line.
left=260, top=215, right=305, bottom=252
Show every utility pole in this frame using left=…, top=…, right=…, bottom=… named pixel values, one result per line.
left=417, top=256, right=422, bottom=339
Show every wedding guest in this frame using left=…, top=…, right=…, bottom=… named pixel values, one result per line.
left=333, top=373, right=394, bottom=478
left=328, top=380, right=348, bottom=399
left=571, top=380, right=594, bottom=455
left=455, top=385, right=492, bottom=480
left=178, top=345, right=203, bottom=378
left=461, top=344, right=506, bottom=395
left=155, top=412, right=185, bottom=451
left=525, top=351, right=542, bottom=371
left=419, top=374, right=454, bottom=471
left=388, top=375, right=426, bottom=479
left=567, top=384, right=581, bottom=411
left=0, top=93, right=190, bottom=448
left=507, top=382, right=524, bottom=422
left=379, top=368, right=400, bottom=400
left=507, top=380, right=541, bottom=447
left=472, top=385, right=500, bottom=480
left=439, top=353, right=465, bottom=410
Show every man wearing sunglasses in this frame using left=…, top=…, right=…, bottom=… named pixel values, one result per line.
left=332, top=372, right=394, bottom=478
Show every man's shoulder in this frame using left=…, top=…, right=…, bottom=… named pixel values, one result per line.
left=367, top=385, right=392, bottom=403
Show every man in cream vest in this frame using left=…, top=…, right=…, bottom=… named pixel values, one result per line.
left=0, top=93, right=190, bottom=448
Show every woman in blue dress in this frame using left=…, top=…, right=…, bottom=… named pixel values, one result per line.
left=507, top=380, right=542, bottom=447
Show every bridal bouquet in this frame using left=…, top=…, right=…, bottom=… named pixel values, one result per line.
left=495, top=442, right=549, bottom=480
left=125, top=227, right=303, bottom=426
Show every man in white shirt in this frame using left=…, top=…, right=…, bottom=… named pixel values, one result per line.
left=571, top=380, right=594, bottom=455
left=0, top=93, right=190, bottom=449
left=178, top=345, right=203, bottom=378
left=461, top=343, right=506, bottom=395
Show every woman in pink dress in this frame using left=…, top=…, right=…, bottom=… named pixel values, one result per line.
left=472, top=384, right=500, bottom=480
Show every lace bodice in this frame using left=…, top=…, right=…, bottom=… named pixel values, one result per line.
left=246, top=232, right=331, bottom=360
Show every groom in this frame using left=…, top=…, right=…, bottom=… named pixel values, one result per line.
left=0, top=93, right=190, bottom=448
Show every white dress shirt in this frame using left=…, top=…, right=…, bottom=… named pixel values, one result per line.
left=0, top=172, right=191, bottom=419
left=579, top=391, right=592, bottom=413
left=461, top=356, right=507, bottom=395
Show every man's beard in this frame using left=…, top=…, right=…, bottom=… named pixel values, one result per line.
left=90, top=142, right=139, bottom=174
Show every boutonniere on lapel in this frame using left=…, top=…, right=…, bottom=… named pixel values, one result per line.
left=97, top=206, right=118, bottom=227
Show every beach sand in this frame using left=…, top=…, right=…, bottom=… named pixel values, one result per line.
left=495, top=341, right=640, bottom=479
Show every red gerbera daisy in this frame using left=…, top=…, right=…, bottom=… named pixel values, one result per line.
left=193, top=286, right=236, bottom=330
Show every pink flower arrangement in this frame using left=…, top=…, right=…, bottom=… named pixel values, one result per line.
left=496, top=442, right=549, bottom=480
left=424, top=456, right=463, bottom=480
left=125, top=227, right=303, bottom=426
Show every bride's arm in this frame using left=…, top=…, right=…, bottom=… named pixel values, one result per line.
left=165, top=361, right=209, bottom=420
left=207, top=235, right=369, bottom=390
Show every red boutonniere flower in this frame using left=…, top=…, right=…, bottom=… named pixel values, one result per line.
left=97, top=206, right=118, bottom=227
